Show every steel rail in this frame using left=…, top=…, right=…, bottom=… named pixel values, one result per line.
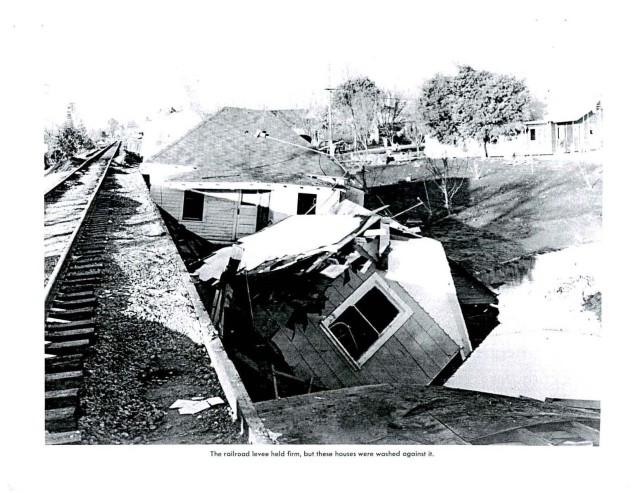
left=44, top=141, right=121, bottom=312
left=44, top=142, right=116, bottom=196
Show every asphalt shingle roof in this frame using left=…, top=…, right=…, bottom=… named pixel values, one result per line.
left=148, top=107, right=344, bottom=185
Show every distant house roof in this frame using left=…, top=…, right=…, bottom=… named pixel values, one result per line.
left=147, top=107, right=345, bottom=185
left=544, top=100, right=602, bottom=124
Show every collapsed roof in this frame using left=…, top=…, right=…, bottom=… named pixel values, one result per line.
left=196, top=200, right=471, bottom=356
left=196, top=200, right=419, bottom=281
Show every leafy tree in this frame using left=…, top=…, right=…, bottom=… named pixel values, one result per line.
left=52, top=123, right=93, bottom=161
left=48, top=103, right=94, bottom=165
left=419, top=66, right=535, bottom=157
left=332, top=76, right=382, bottom=152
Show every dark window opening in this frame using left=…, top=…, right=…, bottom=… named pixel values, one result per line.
left=328, top=287, right=399, bottom=361
left=297, top=193, right=317, bottom=215
left=182, top=190, right=204, bottom=221
left=530, top=129, right=536, bottom=141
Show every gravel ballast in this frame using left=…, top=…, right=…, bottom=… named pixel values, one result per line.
left=78, top=165, right=244, bottom=444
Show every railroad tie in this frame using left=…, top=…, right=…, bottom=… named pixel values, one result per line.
left=45, top=430, right=82, bottom=445
left=58, top=283, right=98, bottom=294
left=45, top=353, right=84, bottom=372
left=48, top=306, right=95, bottom=320
left=45, top=326, right=95, bottom=342
left=45, top=407, right=78, bottom=433
left=45, top=388, right=79, bottom=410
left=65, top=271, right=102, bottom=281
left=58, top=279, right=100, bottom=290
left=51, top=297, right=97, bottom=309
left=45, top=339, right=91, bottom=356
left=68, top=262, right=103, bottom=269
left=46, top=318, right=95, bottom=329
left=45, top=370, right=83, bottom=391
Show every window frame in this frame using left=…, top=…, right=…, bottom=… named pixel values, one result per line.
left=182, top=189, right=205, bottom=221
left=320, top=273, right=413, bottom=369
left=297, top=192, right=317, bottom=215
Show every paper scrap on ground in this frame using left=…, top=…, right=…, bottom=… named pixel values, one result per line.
left=179, top=400, right=211, bottom=415
left=169, top=399, right=195, bottom=409
left=206, top=397, right=224, bottom=406
left=170, top=396, right=225, bottom=415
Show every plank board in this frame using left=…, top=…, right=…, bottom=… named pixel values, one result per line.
left=402, top=317, right=451, bottom=369
left=284, top=325, right=344, bottom=390
left=393, top=327, right=439, bottom=380
left=299, top=323, right=366, bottom=388
left=382, top=336, right=431, bottom=384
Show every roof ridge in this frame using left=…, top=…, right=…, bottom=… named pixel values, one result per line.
left=148, top=108, right=226, bottom=161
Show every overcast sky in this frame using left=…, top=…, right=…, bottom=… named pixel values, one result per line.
left=39, top=0, right=604, bottom=130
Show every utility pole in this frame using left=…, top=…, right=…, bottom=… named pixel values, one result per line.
left=325, top=63, right=335, bottom=157
left=325, top=87, right=334, bottom=157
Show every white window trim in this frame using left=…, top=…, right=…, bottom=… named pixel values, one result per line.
left=320, top=273, right=413, bottom=370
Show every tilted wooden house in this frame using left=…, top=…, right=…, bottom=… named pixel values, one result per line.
left=141, top=107, right=363, bottom=243
left=195, top=202, right=472, bottom=397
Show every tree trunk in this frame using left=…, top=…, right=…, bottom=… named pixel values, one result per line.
left=443, top=186, right=450, bottom=215
left=361, top=165, right=368, bottom=193
left=483, top=138, right=489, bottom=158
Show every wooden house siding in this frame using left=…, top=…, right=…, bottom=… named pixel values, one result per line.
left=268, top=266, right=461, bottom=390
left=151, top=182, right=343, bottom=242
left=152, top=184, right=239, bottom=240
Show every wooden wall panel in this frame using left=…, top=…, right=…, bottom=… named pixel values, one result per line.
left=392, top=328, right=439, bottom=380
left=305, top=328, right=368, bottom=388
left=381, top=336, right=431, bottom=384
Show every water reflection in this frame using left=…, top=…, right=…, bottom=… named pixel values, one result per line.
left=485, top=254, right=537, bottom=289
left=446, top=243, right=602, bottom=401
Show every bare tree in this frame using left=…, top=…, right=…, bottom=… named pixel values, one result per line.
left=379, top=90, right=407, bottom=146
left=300, top=101, right=328, bottom=149
left=467, top=156, right=484, bottom=180
left=425, top=157, right=465, bottom=215
left=333, top=76, right=382, bottom=153
left=576, top=159, right=600, bottom=190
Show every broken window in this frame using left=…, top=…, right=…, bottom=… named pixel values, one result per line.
left=182, top=190, right=204, bottom=221
left=297, top=192, right=317, bottom=215
left=322, top=273, right=412, bottom=368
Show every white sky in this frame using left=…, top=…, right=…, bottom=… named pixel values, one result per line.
left=36, top=0, right=605, bottom=130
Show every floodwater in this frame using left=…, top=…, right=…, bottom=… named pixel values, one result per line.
left=446, top=242, right=602, bottom=401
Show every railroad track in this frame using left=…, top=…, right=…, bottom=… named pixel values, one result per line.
left=44, top=141, right=121, bottom=445
left=44, top=143, right=118, bottom=287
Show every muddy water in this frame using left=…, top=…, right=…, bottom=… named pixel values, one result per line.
left=446, top=242, right=602, bottom=401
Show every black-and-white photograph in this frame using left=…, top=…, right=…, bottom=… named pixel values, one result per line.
left=6, top=0, right=636, bottom=490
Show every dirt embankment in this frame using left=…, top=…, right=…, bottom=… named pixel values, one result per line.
left=79, top=166, right=243, bottom=445
left=365, top=155, right=602, bottom=287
